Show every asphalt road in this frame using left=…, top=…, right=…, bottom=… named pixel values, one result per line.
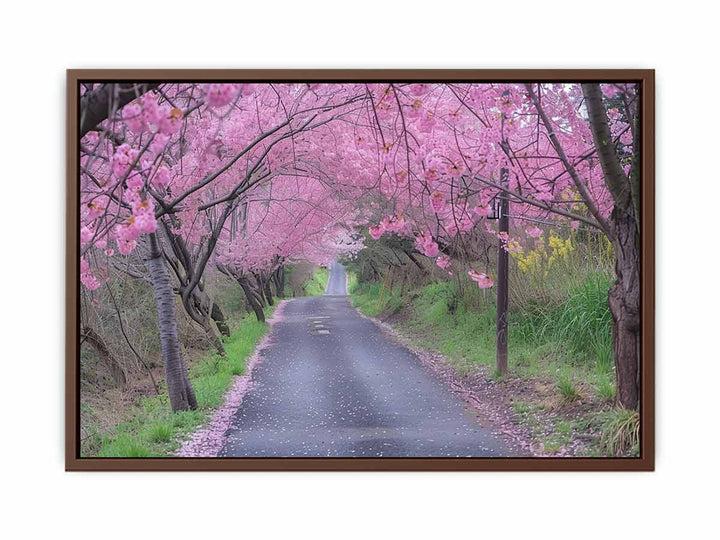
left=221, top=261, right=512, bottom=457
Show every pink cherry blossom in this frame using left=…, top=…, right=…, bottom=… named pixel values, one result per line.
left=111, top=144, right=139, bottom=178
left=430, top=191, right=445, bottom=213
left=204, top=84, right=240, bottom=108
left=126, top=173, right=144, bottom=190
left=159, top=107, right=183, bottom=135
left=474, top=203, right=491, bottom=218
left=150, top=133, right=170, bottom=154
left=123, top=103, right=146, bottom=133
left=468, top=269, right=494, bottom=289
left=369, top=224, right=384, bottom=240
left=133, top=212, right=158, bottom=234
left=601, top=84, right=619, bottom=98
left=84, top=198, right=107, bottom=221
left=80, top=82, right=624, bottom=289
left=141, top=94, right=163, bottom=124
left=436, top=254, right=451, bottom=270
left=153, top=166, right=171, bottom=188
left=80, top=225, right=94, bottom=246
left=80, top=257, right=101, bottom=290
left=409, top=83, right=431, bottom=97
left=415, top=233, right=439, bottom=257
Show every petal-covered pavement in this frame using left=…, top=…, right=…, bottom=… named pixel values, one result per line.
left=220, top=262, right=513, bottom=457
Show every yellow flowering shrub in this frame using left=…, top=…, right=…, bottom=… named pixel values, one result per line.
left=513, top=230, right=574, bottom=277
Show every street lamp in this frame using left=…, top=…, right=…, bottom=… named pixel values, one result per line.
left=486, top=193, right=503, bottom=220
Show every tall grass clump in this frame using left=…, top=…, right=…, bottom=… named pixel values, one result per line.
left=552, top=273, right=613, bottom=360
left=556, top=368, right=580, bottom=402
left=592, top=408, right=640, bottom=456
left=511, top=271, right=613, bottom=372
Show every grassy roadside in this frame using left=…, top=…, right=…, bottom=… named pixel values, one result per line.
left=348, top=272, right=638, bottom=457
left=92, top=309, right=273, bottom=457
left=303, top=266, right=329, bottom=296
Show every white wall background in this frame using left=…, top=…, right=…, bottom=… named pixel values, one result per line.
left=1, top=1, right=716, bottom=537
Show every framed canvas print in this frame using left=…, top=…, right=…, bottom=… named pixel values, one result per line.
left=67, top=69, right=654, bottom=471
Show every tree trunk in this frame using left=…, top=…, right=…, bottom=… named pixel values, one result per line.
left=272, top=266, right=285, bottom=298
left=80, top=83, right=159, bottom=138
left=238, top=277, right=266, bottom=322
left=185, top=289, right=227, bottom=357
left=81, top=325, right=127, bottom=388
left=582, top=83, right=642, bottom=410
left=211, top=303, right=231, bottom=337
left=608, top=206, right=641, bottom=409
left=145, top=234, right=197, bottom=412
left=264, top=279, right=274, bottom=305
left=204, top=319, right=227, bottom=357
left=256, top=273, right=274, bottom=306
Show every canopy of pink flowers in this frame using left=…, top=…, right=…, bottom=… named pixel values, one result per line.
left=80, top=82, right=631, bottom=289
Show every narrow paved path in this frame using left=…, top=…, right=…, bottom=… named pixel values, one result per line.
left=221, top=261, right=512, bottom=457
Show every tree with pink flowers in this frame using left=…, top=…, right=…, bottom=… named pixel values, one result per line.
left=80, top=80, right=642, bottom=412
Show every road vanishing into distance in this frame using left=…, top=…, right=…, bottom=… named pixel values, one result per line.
left=220, top=261, right=512, bottom=457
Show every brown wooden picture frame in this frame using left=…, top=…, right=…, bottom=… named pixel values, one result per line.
left=66, top=69, right=654, bottom=471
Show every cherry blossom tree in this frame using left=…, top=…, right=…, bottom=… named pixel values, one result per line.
left=80, top=83, right=367, bottom=411
left=348, top=82, right=640, bottom=408
left=80, top=81, right=643, bottom=411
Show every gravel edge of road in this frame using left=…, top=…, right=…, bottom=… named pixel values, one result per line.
left=174, top=300, right=290, bottom=457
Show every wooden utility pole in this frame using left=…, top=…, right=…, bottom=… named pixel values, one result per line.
left=496, top=167, right=509, bottom=375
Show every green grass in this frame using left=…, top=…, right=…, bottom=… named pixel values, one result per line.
left=347, top=271, right=359, bottom=294
left=513, top=400, right=531, bottom=415
left=556, top=369, right=580, bottom=402
left=304, top=266, right=330, bottom=296
left=556, top=420, right=572, bottom=435
left=350, top=281, right=402, bottom=317
left=541, top=424, right=574, bottom=455
left=594, top=369, right=616, bottom=402
left=146, top=421, right=174, bottom=443
left=349, top=271, right=615, bottom=403
left=93, top=310, right=272, bottom=458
